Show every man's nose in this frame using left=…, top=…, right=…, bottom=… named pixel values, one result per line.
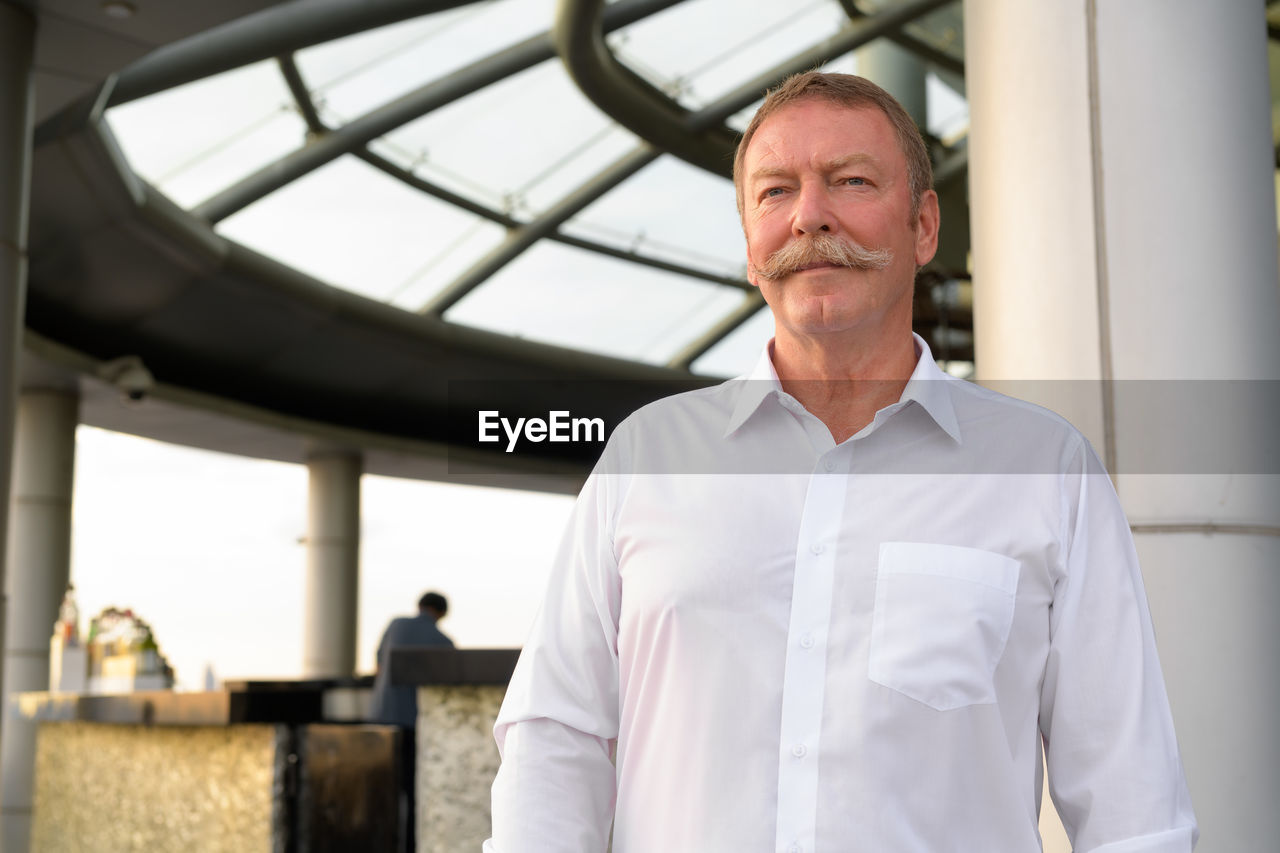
left=792, top=183, right=834, bottom=236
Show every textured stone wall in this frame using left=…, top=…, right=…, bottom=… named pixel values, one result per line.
left=416, top=684, right=505, bottom=853
left=32, top=721, right=279, bottom=852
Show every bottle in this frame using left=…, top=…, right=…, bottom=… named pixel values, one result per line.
left=55, top=586, right=80, bottom=647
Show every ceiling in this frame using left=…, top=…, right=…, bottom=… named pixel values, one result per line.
left=21, top=0, right=1268, bottom=488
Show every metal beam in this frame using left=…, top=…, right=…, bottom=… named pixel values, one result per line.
left=554, top=0, right=740, bottom=176
left=277, top=55, right=326, bottom=135
left=838, top=0, right=965, bottom=76
left=357, top=149, right=519, bottom=228
left=885, top=32, right=965, bottom=77
left=688, top=0, right=958, bottom=133
left=933, top=145, right=967, bottom=187
left=191, top=0, right=684, bottom=224
left=354, top=148, right=747, bottom=289
left=550, top=232, right=748, bottom=290
left=555, top=0, right=957, bottom=178
left=108, top=0, right=487, bottom=107
left=422, top=145, right=662, bottom=315
left=666, top=291, right=767, bottom=370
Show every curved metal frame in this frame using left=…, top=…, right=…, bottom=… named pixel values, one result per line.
left=36, top=0, right=976, bottom=396
left=554, top=0, right=958, bottom=179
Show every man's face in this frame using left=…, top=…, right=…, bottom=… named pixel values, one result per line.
left=740, top=99, right=939, bottom=346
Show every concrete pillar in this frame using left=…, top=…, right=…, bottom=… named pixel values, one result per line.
left=965, top=2, right=1279, bottom=852
left=302, top=450, right=361, bottom=678
left=1, top=390, right=78, bottom=853
left=0, top=6, right=36, bottom=850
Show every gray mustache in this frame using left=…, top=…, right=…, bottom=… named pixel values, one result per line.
left=753, top=234, right=893, bottom=280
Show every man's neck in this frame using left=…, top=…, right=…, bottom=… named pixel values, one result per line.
left=771, top=330, right=917, bottom=444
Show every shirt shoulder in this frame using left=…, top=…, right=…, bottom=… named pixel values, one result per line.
left=596, top=379, right=744, bottom=474
left=946, top=379, right=1094, bottom=474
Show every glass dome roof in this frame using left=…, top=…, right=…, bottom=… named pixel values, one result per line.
left=102, top=0, right=972, bottom=377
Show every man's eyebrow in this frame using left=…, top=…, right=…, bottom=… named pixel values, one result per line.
left=822, top=153, right=878, bottom=171
left=748, top=165, right=791, bottom=184
left=748, top=154, right=880, bottom=184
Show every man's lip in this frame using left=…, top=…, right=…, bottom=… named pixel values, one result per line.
left=794, top=262, right=842, bottom=272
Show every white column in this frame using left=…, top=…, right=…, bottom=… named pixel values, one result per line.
left=856, top=38, right=927, bottom=124
left=1, top=390, right=78, bottom=853
left=302, top=450, right=361, bottom=678
left=965, top=2, right=1279, bottom=852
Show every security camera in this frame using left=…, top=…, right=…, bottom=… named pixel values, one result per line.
left=96, top=355, right=155, bottom=403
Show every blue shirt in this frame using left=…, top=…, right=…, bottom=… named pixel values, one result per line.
left=370, top=612, right=454, bottom=727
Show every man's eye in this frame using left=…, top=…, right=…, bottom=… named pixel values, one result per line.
left=763, top=187, right=785, bottom=198
left=844, top=177, right=866, bottom=186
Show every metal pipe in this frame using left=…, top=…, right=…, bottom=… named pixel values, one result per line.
left=276, top=55, right=326, bottom=135
left=109, top=0, right=487, bottom=107
left=555, top=0, right=957, bottom=177
left=688, top=0, right=957, bottom=133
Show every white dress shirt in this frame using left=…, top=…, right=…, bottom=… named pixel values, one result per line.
left=487, top=336, right=1197, bottom=853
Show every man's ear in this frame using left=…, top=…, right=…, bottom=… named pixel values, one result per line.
left=913, top=189, right=941, bottom=268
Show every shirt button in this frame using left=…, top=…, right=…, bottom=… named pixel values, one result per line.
left=810, top=542, right=825, bottom=555
left=799, top=633, right=815, bottom=649
left=787, top=844, right=802, bottom=853
left=823, top=459, right=835, bottom=472
left=791, top=744, right=807, bottom=758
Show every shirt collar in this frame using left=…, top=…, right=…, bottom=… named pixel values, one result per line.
left=724, top=333, right=962, bottom=443
left=900, top=334, right=962, bottom=443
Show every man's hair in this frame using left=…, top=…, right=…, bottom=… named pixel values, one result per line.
left=733, top=71, right=933, bottom=220
left=419, top=591, right=448, bottom=617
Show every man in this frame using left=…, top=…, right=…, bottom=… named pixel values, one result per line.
left=371, top=590, right=455, bottom=727
left=373, top=591, right=454, bottom=852
left=487, top=73, right=1196, bottom=852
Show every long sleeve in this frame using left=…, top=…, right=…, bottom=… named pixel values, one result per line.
left=485, top=444, right=627, bottom=852
left=1039, top=441, right=1198, bottom=852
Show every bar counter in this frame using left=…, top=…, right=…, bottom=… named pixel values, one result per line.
left=20, top=648, right=521, bottom=852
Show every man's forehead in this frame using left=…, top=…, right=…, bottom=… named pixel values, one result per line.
left=751, top=100, right=891, bottom=145
left=744, top=103, right=897, bottom=174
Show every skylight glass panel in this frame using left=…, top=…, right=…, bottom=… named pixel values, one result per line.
left=562, top=155, right=746, bottom=279
left=690, top=304, right=775, bottom=377
left=106, top=61, right=305, bottom=210
left=375, top=59, right=640, bottom=219
left=444, top=242, right=746, bottom=365
left=608, top=0, right=848, bottom=111
left=295, top=0, right=555, bottom=127
left=214, top=155, right=506, bottom=307
left=926, top=72, right=969, bottom=141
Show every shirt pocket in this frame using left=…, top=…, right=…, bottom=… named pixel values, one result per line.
left=868, top=542, right=1020, bottom=711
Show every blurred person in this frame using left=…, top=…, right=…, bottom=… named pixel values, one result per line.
left=372, top=590, right=453, bottom=851
left=371, top=590, right=454, bottom=726
left=487, top=73, right=1196, bottom=852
